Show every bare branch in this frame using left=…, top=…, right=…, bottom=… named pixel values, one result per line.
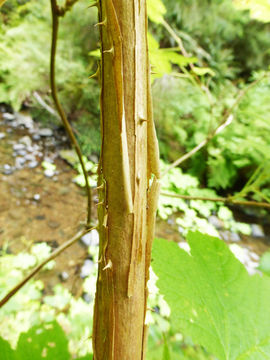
left=0, top=226, right=97, bottom=308
left=161, top=75, right=266, bottom=178
left=161, top=192, right=270, bottom=209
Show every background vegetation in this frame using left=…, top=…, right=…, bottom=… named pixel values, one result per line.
left=0, top=0, right=270, bottom=359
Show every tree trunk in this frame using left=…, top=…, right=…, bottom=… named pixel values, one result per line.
left=92, top=0, right=160, bottom=359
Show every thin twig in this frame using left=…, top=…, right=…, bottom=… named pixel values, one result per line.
left=33, top=91, right=60, bottom=119
left=0, top=226, right=97, bottom=308
left=160, top=192, right=270, bottom=209
left=50, top=0, right=92, bottom=227
left=161, top=75, right=266, bottom=178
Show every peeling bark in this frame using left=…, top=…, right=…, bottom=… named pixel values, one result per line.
left=92, top=1, right=160, bottom=359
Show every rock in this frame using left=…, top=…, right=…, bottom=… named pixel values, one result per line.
left=3, top=112, right=15, bottom=121
left=220, top=230, right=231, bottom=242
left=44, top=169, right=55, bottom=177
left=251, top=224, right=264, bottom=238
left=32, top=134, right=41, bottom=141
left=15, top=157, right=26, bottom=168
left=13, top=143, right=25, bottom=151
left=90, top=154, right=99, bottom=163
left=0, top=132, right=6, bottom=139
left=80, top=229, right=99, bottom=247
left=28, top=161, right=39, bottom=169
left=33, top=194, right=40, bottom=201
left=3, top=164, right=14, bottom=175
left=229, top=232, right=241, bottom=242
left=59, top=271, right=69, bottom=282
left=208, top=215, right=224, bottom=229
left=15, top=112, right=34, bottom=129
left=39, top=128, right=53, bottom=137
left=82, top=293, right=92, bottom=304
left=17, top=149, right=27, bottom=156
left=25, top=154, right=36, bottom=161
left=19, top=136, right=32, bottom=147
left=80, top=259, right=94, bottom=278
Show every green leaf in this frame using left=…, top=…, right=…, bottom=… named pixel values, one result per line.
left=147, top=0, right=166, bottom=24
left=192, top=66, right=215, bottom=77
left=258, top=252, right=270, bottom=276
left=152, top=232, right=270, bottom=360
left=0, top=337, right=17, bottom=360
left=16, top=321, right=70, bottom=360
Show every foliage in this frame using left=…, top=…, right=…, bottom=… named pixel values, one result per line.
left=153, top=73, right=270, bottom=193
left=234, top=0, right=270, bottom=22
left=0, top=242, right=99, bottom=358
left=0, top=321, right=92, bottom=360
left=162, top=0, right=270, bottom=79
left=159, top=160, right=251, bottom=237
left=152, top=232, right=270, bottom=360
left=0, top=0, right=100, bottom=155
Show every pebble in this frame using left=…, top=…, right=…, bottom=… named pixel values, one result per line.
left=33, top=194, right=40, bottom=201
left=32, top=134, right=41, bottom=141
left=208, top=215, right=224, bottom=230
left=80, top=259, right=94, bottom=278
left=3, top=112, right=15, bottom=121
left=0, top=132, right=5, bottom=139
left=39, top=128, right=53, bottom=137
left=15, top=157, right=26, bottom=168
left=80, top=229, right=99, bottom=247
left=13, top=143, right=25, bottom=151
left=44, top=169, right=55, bottom=177
left=3, top=164, right=13, bottom=175
left=25, top=154, right=36, bottom=161
left=251, top=224, right=264, bottom=238
left=17, top=149, right=27, bottom=156
left=28, top=161, right=39, bottom=169
left=15, top=112, right=34, bottom=129
left=19, top=135, right=32, bottom=147
left=82, top=293, right=92, bottom=304
left=59, top=271, right=69, bottom=282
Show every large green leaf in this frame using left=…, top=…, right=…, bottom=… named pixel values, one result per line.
left=0, top=337, right=17, bottom=360
left=0, top=322, right=71, bottom=360
left=152, top=232, right=270, bottom=360
left=16, top=321, right=70, bottom=359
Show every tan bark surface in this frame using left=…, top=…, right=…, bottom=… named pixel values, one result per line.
left=92, top=1, right=160, bottom=359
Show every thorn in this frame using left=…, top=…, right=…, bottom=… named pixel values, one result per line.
left=95, top=201, right=104, bottom=206
left=95, top=18, right=107, bottom=27
left=88, top=67, right=100, bottom=79
left=96, top=183, right=104, bottom=190
left=139, top=118, right=148, bottom=123
left=103, top=47, right=114, bottom=55
left=103, top=259, right=112, bottom=271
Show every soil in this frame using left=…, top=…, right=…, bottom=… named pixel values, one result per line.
left=0, top=112, right=98, bottom=296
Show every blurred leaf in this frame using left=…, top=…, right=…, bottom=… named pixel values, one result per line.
left=192, top=66, right=215, bottom=77
left=147, top=0, right=166, bottom=24
left=152, top=232, right=270, bottom=360
left=16, top=322, right=70, bottom=360
left=0, top=337, right=16, bottom=360
left=258, top=252, right=270, bottom=276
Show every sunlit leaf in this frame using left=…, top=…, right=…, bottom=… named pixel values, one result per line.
left=152, top=232, right=270, bottom=360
